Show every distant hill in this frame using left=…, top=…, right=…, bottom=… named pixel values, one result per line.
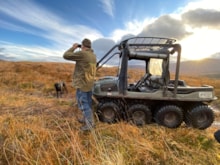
left=130, top=58, right=220, bottom=78
left=1, top=58, right=220, bottom=78
left=170, top=58, right=220, bottom=77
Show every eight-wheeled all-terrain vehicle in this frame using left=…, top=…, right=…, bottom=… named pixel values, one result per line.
left=93, top=37, right=217, bottom=129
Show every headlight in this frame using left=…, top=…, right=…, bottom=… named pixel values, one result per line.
left=199, top=92, right=213, bottom=98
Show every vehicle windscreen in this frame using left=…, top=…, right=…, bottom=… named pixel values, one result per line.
left=148, top=58, right=163, bottom=76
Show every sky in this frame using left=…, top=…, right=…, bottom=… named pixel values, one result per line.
left=0, top=0, right=220, bottom=62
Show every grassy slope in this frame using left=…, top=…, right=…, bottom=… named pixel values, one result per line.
left=0, top=61, right=220, bottom=165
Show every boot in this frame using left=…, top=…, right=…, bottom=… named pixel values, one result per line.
left=80, top=121, right=95, bottom=131
left=78, top=118, right=85, bottom=124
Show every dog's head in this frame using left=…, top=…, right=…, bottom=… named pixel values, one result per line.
left=54, top=82, right=62, bottom=91
left=54, top=81, right=68, bottom=93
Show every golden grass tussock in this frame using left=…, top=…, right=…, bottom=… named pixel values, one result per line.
left=0, top=61, right=220, bottom=164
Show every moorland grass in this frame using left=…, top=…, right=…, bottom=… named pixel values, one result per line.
left=0, top=61, right=219, bottom=165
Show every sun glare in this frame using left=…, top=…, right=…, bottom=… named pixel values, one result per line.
left=180, top=29, right=220, bottom=61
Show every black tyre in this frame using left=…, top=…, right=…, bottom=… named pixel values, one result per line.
left=97, top=102, right=120, bottom=123
left=155, top=105, right=183, bottom=128
left=128, top=104, right=152, bottom=126
left=214, top=129, right=220, bottom=143
left=184, top=105, right=214, bottom=129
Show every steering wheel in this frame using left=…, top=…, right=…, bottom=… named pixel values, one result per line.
left=134, top=73, right=151, bottom=90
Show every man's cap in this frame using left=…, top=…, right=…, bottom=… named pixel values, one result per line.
left=82, top=38, right=91, bottom=48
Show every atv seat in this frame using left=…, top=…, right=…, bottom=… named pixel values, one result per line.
left=148, top=75, right=164, bottom=89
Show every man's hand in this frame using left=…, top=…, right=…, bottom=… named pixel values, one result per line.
left=73, top=43, right=80, bottom=49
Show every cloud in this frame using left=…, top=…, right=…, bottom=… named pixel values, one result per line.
left=0, top=0, right=220, bottom=63
left=0, top=0, right=103, bottom=48
left=0, top=20, right=39, bottom=35
left=139, top=15, right=191, bottom=40
left=0, top=0, right=104, bottom=62
left=0, top=41, right=66, bottom=62
left=182, top=9, right=220, bottom=28
left=110, top=18, right=154, bottom=42
left=0, top=47, right=17, bottom=61
left=0, top=55, right=17, bottom=61
left=92, top=35, right=145, bottom=65
left=120, top=34, right=136, bottom=42
left=92, top=38, right=116, bottom=60
left=99, top=0, right=115, bottom=18
left=179, top=0, right=220, bottom=12
left=210, top=52, right=220, bottom=59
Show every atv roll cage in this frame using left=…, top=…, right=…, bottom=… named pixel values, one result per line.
left=96, top=37, right=182, bottom=97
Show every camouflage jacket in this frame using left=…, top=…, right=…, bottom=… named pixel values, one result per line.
left=63, top=47, right=96, bottom=92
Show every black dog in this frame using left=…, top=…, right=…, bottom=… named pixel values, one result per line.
left=214, top=129, right=220, bottom=143
left=54, top=81, right=68, bottom=98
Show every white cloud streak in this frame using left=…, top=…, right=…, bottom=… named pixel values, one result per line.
left=180, top=0, right=220, bottom=12
left=0, top=1, right=103, bottom=44
left=0, top=40, right=65, bottom=62
left=110, top=18, right=155, bottom=42
left=99, top=0, right=115, bottom=18
left=0, top=0, right=220, bottom=62
left=0, top=0, right=103, bottom=61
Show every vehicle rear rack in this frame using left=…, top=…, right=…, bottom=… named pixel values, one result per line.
left=121, top=37, right=176, bottom=52
left=122, top=37, right=176, bottom=45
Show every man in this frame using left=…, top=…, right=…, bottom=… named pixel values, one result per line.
left=63, top=38, right=96, bottom=131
